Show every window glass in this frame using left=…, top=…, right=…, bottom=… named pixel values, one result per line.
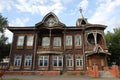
left=24, top=55, right=32, bottom=67
left=14, top=55, right=22, bottom=67
left=66, top=36, right=72, bottom=46
left=17, top=36, right=24, bottom=46
left=27, top=36, right=34, bottom=46
left=53, top=56, right=63, bottom=67
left=75, top=35, right=81, bottom=46
left=76, top=56, right=83, bottom=66
left=66, top=56, right=73, bottom=67
left=53, top=37, right=61, bottom=47
left=38, top=56, right=49, bottom=67
left=42, top=37, right=50, bottom=47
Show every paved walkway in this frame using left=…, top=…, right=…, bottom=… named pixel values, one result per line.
left=4, top=74, right=120, bottom=80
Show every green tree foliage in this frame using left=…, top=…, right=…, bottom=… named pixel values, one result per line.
left=0, top=13, right=8, bottom=47
left=0, top=43, right=11, bottom=60
left=105, top=28, right=120, bottom=66
left=0, top=13, right=10, bottom=61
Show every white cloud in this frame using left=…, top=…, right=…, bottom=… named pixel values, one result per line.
left=61, top=0, right=73, bottom=4
left=9, top=17, right=29, bottom=26
left=77, top=0, right=89, bottom=11
left=14, top=0, right=64, bottom=16
left=89, top=0, right=120, bottom=32
left=0, top=0, right=14, bottom=12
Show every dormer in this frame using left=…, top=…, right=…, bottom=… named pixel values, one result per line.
left=35, top=12, right=65, bottom=28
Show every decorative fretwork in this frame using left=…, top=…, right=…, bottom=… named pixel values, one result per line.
left=44, top=17, right=57, bottom=27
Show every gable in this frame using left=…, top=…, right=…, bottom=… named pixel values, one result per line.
left=35, top=12, right=65, bottom=28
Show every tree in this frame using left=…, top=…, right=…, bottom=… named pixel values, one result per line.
left=0, top=13, right=9, bottom=61
left=105, top=28, right=120, bottom=66
left=0, top=13, right=8, bottom=47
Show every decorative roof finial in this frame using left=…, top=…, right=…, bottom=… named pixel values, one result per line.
left=79, top=7, right=84, bottom=19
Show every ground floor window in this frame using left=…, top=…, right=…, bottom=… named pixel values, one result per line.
left=24, top=55, right=32, bottom=67
left=38, top=56, right=49, bottom=67
left=53, top=56, right=63, bottom=67
left=14, top=55, right=22, bottom=67
left=76, top=56, right=83, bottom=66
left=66, top=55, right=73, bottom=67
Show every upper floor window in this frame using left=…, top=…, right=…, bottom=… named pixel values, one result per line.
left=42, top=37, right=50, bottom=47
left=24, top=55, right=32, bottom=67
left=53, top=37, right=61, bottom=47
left=38, top=56, right=49, bottom=67
left=75, top=35, right=81, bottom=46
left=26, top=35, right=34, bottom=46
left=65, top=35, right=72, bottom=46
left=17, top=36, right=24, bottom=47
left=14, top=55, right=22, bottom=67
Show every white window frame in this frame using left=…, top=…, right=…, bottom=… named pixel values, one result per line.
left=26, top=35, right=34, bottom=46
left=38, top=56, right=49, bottom=67
left=24, top=55, right=32, bottom=67
left=53, top=37, right=61, bottom=47
left=66, top=55, right=73, bottom=67
left=53, top=56, right=63, bottom=67
left=14, top=55, right=22, bottom=67
left=17, top=36, right=24, bottom=46
left=75, top=35, right=81, bottom=46
left=65, top=35, right=72, bottom=46
left=76, top=56, right=83, bottom=67
left=42, top=37, right=50, bottom=47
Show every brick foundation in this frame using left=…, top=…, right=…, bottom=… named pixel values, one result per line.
left=104, top=65, right=120, bottom=78
left=6, top=71, right=60, bottom=76
left=86, top=65, right=99, bottom=78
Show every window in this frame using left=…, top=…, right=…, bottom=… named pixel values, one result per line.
left=76, top=56, right=83, bottom=66
left=26, top=36, right=34, bottom=46
left=66, top=56, right=73, bottom=67
left=66, top=36, right=72, bottom=46
left=24, top=55, right=32, bottom=67
left=75, top=35, right=81, bottom=46
left=53, top=37, right=61, bottom=47
left=42, top=37, right=50, bottom=47
left=17, top=36, right=24, bottom=46
left=38, top=56, right=49, bottom=67
left=53, top=56, right=63, bottom=67
left=14, top=55, right=22, bottom=67
left=87, top=33, right=95, bottom=45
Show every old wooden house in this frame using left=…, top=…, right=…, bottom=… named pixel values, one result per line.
left=8, top=11, right=110, bottom=72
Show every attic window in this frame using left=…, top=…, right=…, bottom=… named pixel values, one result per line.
left=81, top=20, right=86, bottom=25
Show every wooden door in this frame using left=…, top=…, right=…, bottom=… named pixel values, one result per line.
left=87, top=55, right=104, bottom=70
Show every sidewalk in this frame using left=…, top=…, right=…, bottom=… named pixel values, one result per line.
left=4, top=74, right=120, bottom=80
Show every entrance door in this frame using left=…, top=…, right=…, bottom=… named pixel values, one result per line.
left=87, top=54, right=105, bottom=70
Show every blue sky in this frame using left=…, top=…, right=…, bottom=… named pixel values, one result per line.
left=1, top=0, right=120, bottom=42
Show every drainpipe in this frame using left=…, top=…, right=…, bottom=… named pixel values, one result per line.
left=49, top=28, right=52, bottom=50
left=63, top=29, right=66, bottom=72
left=82, top=25, right=86, bottom=70
left=8, top=33, right=14, bottom=70
left=33, top=29, right=37, bottom=71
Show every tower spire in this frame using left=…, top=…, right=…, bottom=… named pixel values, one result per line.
left=79, top=8, right=84, bottom=19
